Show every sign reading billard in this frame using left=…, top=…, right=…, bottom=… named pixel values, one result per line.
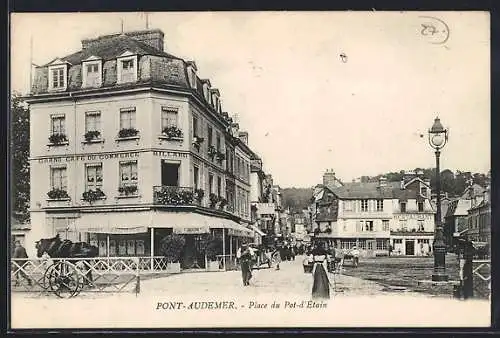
left=37, top=150, right=188, bottom=164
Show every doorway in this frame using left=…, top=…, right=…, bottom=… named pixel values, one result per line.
left=161, top=161, right=180, bottom=187
left=405, top=239, right=415, bottom=256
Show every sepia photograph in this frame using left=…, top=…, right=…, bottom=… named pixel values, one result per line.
left=9, top=11, right=491, bottom=329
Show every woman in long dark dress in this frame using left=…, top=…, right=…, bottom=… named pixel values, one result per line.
left=311, top=243, right=331, bottom=299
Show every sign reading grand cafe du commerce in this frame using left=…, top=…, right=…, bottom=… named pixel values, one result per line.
left=36, top=150, right=189, bottom=164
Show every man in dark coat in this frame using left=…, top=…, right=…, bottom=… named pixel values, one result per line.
left=238, top=244, right=253, bottom=286
left=12, top=241, right=32, bottom=286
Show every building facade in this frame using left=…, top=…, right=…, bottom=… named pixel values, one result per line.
left=25, top=29, right=267, bottom=267
left=312, top=170, right=435, bottom=256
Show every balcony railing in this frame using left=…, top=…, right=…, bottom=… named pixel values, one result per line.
left=153, top=186, right=202, bottom=206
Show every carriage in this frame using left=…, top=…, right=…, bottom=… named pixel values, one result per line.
left=34, top=235, right=98, bottom=298
left=248, top=244, right=273, bottom=269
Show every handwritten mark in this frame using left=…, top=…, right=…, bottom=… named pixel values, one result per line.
left=418, top=16, right=450, bottom=45
left=340, top=53, right=348, bottom=63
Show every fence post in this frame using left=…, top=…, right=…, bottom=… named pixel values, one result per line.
left=133, top=257, right=140, bottom=296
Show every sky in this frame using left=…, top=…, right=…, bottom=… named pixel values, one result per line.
left=10, top=12, right=490, bottom=188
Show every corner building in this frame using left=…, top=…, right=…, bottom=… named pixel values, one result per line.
left=26, top=29, right=257, bottom=268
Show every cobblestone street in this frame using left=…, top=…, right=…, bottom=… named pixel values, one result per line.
left=139, top=256, right=420, bottom=298
left=11, top=257, right=490, bottom=328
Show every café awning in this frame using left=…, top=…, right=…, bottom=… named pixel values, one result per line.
left=248, top=223, right=265, bottom=236
left=75, top=211, right=150, bottom=234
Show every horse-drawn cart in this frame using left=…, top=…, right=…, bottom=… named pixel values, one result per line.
left=35, top=235, right=98, bottom=298
left=43, top=258, right=90, bottom=298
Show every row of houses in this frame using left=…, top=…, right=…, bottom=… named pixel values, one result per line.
left=291, top=170, right=491, bottom=257
left=444, top=182, right=491, bottom=249
left=17, top=28, right=283, bottom=269
left=305, top=170, right=437, bottom=257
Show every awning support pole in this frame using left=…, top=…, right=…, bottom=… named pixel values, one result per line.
left=106, top=234, right=110, bottom=259
left=150, top=228, right=154, bottom=270
left=230, top=234, right=233, bottom=269
left=222, top=228, right=226, bottom=271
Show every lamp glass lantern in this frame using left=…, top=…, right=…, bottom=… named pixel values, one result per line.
left=428, top=117, right=448, bottom=150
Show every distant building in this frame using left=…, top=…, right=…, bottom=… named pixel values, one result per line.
left=312, top=169, right=435, bottom=256
left=466, top=184, right=490, bottom=245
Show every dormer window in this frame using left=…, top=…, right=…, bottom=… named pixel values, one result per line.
left=48, top=60, right=69, bottom=91
left=117, top=52, right=138, bottom=84
left=187, top=61, right=197, bottom=89
left=82, top=56, right=102, bottom=88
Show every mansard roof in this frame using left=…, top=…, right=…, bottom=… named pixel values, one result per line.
left=54, top=34, right=180, bottom=66
left=323, top=180, right=426, bottom=200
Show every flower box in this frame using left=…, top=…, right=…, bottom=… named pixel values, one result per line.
left=82, top=188, right=106, bottom=203
left=84, top=130, right=101, bottom=142
left=194, top=189, right=205, bottom=204
left=48, top=133, right=68, bottom=145
left=47, top=188, right=70, bottom=200
left=162, top=126, right=183, bottom=140
left=118, top=128, right=139, bottom=139
left=118, top=185, right=138, bottom=196
left=207, top=145, right=217, bottom=159
left=192, top=136, right=204, bottom=149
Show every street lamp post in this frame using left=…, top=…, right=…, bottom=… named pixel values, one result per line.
left=428, top=117, right=449, bottom=282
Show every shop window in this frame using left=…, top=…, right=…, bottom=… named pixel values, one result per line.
left=118, top=240, right=127, bottom=256
left=376, top=239, right=388, bottom=250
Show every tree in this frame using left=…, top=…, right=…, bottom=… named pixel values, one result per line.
left=11, top=93, right=30, bottom=224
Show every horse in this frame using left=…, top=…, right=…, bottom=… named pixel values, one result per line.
left=35, top=234, right=98, bottom=287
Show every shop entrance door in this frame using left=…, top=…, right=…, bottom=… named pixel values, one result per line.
left=405, top=239, right=415, bottom=256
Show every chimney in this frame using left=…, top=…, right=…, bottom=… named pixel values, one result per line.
left=323, top=169, right=337, bottom=186
left=82, top=29, right=165, bottom=51
left=125, top=29, right=165, bottom=51
left=238, top=131, right=249, bottom=145
left=379, top=176, right=387, bottom=187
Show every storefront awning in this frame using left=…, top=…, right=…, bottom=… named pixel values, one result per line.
left=248, top=223, right=265, bottom=236
left=79, top=226, right=148, bottom=234
left=151, top=212, right=210, bottom=234
left=75, top=211, right=151, bottom=234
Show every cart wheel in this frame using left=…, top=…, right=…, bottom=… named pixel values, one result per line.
left=45, top=261, right=81, bottom=298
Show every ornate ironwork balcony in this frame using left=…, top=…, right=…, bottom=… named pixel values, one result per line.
left=153, top=186, right=204, bottom=206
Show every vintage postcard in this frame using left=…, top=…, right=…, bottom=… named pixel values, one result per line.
left=9, top=11, right=491, bottom=329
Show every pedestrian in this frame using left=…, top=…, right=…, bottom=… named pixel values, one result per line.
left=12, top=240, right=32, bottom=286
left=311, top=242, right=330, bottom=299
left=272, top=245, right=282, bottom=270
left=238, top=244, right=253, bottom=286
